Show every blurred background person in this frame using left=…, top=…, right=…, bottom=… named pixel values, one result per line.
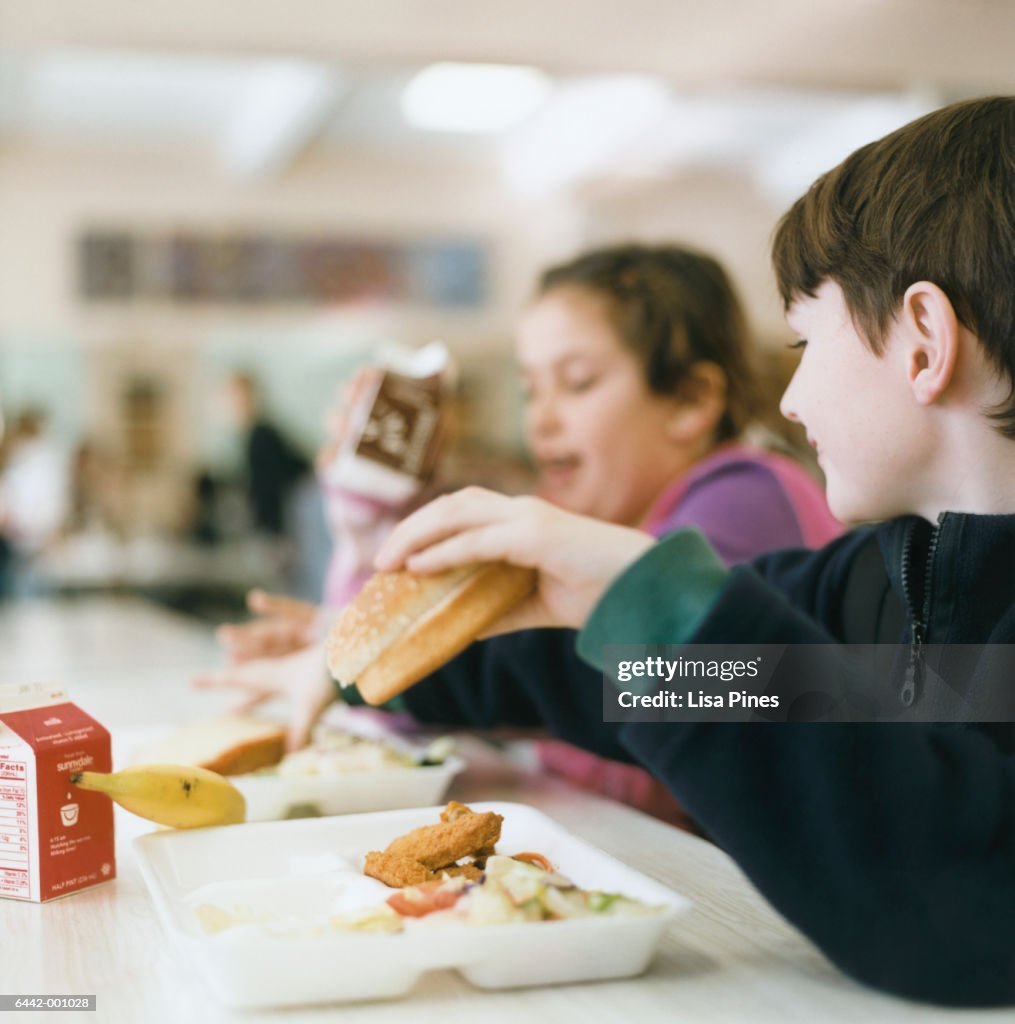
left=0, top=408, right=70, bottom=598
left=223, top=370, right=312, bottom=539
left=67, top=440, right=126, bottom=536
left=220, top=369, right=328, bottom=601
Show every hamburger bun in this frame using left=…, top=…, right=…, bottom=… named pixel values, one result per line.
left=326, top=562, right=536, bottom=705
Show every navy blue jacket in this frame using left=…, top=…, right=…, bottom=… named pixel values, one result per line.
left=400, top=513, right=1015, bottom=1006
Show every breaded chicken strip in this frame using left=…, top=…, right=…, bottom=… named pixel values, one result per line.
left=439, top=862, right=484, bottom=882
left=440, top=801, right=473, bottom=823
left=439, top=803, right=495, bottom=862
left=384, top=811, right=503, bottom=869
left=363, top=850, right=435, bottom=887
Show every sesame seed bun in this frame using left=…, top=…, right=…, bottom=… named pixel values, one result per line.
left=326, top=563, right=536, bottom=705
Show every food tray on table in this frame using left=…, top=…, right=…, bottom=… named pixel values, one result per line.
left=130, top=713, right=464, bottom=821
left=134, top=801, right=691, bottom=1008
left=232, top=745, right=465, bottom=821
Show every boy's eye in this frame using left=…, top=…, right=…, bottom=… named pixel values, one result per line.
left=565, top=375, right=598, bottom=393
left=787, top=339, right=807, bottom=351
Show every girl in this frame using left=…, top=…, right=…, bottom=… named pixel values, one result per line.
left=198, top=243, right=840, bottom=826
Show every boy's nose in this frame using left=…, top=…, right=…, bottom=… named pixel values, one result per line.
left=779, top=374, right=801, bottom=424
left=782, top=358, right=815, bottom=421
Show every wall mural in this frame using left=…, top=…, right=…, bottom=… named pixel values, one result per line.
left=78, top=230, right=487, bottom=308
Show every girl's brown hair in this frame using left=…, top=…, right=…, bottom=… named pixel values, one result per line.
left=537, top=244, right=759, bottom=442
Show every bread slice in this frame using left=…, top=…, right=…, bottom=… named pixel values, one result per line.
left=327, top=562, right=536, bottom=705
left=133, top=717, right=287, bottom=776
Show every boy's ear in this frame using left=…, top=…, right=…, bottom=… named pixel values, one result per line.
left=667, top=361, right=728, bottom=443
left=900, top=281, right=959, bottom=405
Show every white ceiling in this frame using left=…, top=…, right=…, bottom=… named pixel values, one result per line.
left=3, top=0, right=1013, bottom=91
left=0, top=0, right=1011, bottom=196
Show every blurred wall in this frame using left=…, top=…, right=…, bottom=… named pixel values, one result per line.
left=0, top=139, right=588, bottom=531
left=582, top=167, right=788, bottom=342
left=0, top=121, right=806, bottom=539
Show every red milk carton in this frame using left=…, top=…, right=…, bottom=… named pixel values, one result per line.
left=0, top=682, right=115, bottom=902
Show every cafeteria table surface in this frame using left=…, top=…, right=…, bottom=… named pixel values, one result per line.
left=0, top=596, right=1003, bottom=1023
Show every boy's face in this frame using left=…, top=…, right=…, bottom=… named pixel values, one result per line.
left=780, top=280, right=933, bottom=524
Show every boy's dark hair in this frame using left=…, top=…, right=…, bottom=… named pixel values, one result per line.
left=538, top=243, right=758, bottom=442
left=772, top=95, right=1015, bottom=438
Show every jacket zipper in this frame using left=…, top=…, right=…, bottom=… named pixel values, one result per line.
left=899, top=516, right=943, bottom=706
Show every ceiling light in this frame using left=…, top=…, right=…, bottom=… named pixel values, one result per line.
left=401, top=62, right=550, bottom=134
left=501, top=75, right=671, bottom=197
left=219, top=61, right=344, bottom=180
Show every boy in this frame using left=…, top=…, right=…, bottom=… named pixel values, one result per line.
left=377, top=96, right=1015, bottom=1006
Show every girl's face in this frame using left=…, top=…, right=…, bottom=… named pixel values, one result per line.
left=516, top=287, right=701, bottom=527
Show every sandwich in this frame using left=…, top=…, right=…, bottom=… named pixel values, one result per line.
left=131, top=717, right=287, bottom=775
left=326, top=562, right=536, bottom=705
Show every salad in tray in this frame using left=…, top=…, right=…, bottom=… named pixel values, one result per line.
left=254, top=726, right=454, bottom=777
left=376, top=853, right=660, bottom=928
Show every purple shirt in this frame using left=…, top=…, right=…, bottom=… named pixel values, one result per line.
left=643, top=444, right=842, bottom=561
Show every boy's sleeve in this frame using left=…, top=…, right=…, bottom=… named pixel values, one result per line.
left=578, top=537, right=1015, bottom=1007
left=395, top=629, right=639, bottom=765
left=577, top=529, right=730, bottom=657
left=577, top=526, right=860, bottom=664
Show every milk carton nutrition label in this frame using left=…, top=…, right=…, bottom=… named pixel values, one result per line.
left=0, top=760, right=31, bottom=899
left=0, top=685, right=114, bottom=902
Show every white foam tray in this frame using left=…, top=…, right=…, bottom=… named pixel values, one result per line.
left=233, top=755, right=465, bottom=821
left=134, top=802, right=691, bottom=1008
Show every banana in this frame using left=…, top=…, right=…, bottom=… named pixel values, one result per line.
left=71, top=764, right=246, bottom=828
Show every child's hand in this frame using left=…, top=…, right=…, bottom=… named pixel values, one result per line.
left=375, top=487, right=654, bottom=632
left=192, top=643, right=335, bottom=752
left=216, top=590, right=317, bottom=665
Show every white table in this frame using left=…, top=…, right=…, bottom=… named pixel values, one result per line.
left=0, top=597, right=1003, bottom=1023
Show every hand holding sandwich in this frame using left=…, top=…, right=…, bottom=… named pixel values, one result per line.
left=197, top=488, right=655, bottom=731
left=374, top=487, right=654, bottom=634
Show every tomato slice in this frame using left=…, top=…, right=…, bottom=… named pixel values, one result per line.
left=387, top=881, right=466, bottom=918
left=512, top=851, right=554, bottom=872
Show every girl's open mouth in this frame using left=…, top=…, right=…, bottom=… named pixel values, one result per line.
left=538, top=455, right=581, bottom=488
